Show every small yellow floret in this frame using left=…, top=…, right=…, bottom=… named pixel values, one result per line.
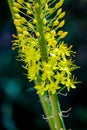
left=58, top=20, right=65, bottom=28
left=17, top=0, right=24, bottom=4
left=13, top=7, right=19, bottom=12
left=58, top=12, right=66, bottom=19
left=57, top=8, right=62, bottom=15
left=27, top=23, right=33, bottom=29
left=45, top=27, right=50, bottom=32
left=26, top=3, right=31, bottom=8
left=43, top=0, right=48, bottom=3
left=14, top=13, right=21, bottom=19
left=59, top=32, right=68, bottom=38
left=23, top=31, right=29, bottom=35
left=51, top=30, right=56, bottom=36
left=27, top=10, right=32, bottom=15
left=45, top=4, right=48, bottom=10
left=13, top=2, right=22, bottom=8
left=57, top=30, right=63, bottom=35
left=43, top=18, right=47, bottom=25
left=40, top=13, right=44, bottom=19
left=16, top=27, right=22, bottom=32
left=35, top=3, right=39, bottom=9
left=49, top=8, right=53, bottom=14
left=14, top=19, right=20, bottom=26
left=46, top=82, right=60, bottom=94
left=36, top=32, right=40, bottom=37
left=35, top=84, right=46, bottom=95
left=18, top=34, right=24, bottom=38
left=55, top=0, right=64, bottom=9
left=20, top=17, right=26, bottom=23
left=33, top=19, right=37, bottom=24
left=53, top=20, right=59, bottom=26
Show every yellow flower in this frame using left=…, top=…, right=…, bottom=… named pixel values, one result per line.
left=35, top=83, right=46, bottom=95
left=65, top=78, right=76, bottom=91
left=58, top=20, right=65, bottom=28
left=42, top=62, right=54, bottom=81
left=46, top=82, right=60, bottom=94
left=12, top=0, right=79, bottom=95
left=27, top=63, right=40, bottom=81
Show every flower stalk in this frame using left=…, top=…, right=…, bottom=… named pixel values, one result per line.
left=7, top=0, right=80, bottom=130
left=39, top=95, right=56, bottom=130
left=49, top=94, right=66, bottom=130
left=34, top=0, right=48, bottom=61
left=7, top=0, right=14, bottom=19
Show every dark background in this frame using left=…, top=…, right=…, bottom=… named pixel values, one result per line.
left=0, top=0, right=87, bottom=130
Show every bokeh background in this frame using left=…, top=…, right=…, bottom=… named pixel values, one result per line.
left=0, top=0, right=87, bottom=130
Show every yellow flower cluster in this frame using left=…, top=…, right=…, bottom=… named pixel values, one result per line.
left=12, top=0, right=79, bottom=95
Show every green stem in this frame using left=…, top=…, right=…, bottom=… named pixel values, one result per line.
left=39, top=95, right=56, bottom=130
left=49, top=94, right=66, bottom=130
left=7, top=0, right=15, bottom=19
left=35, top=76, right=55, bottom=130
left=34, top=0, right=48, bottom=62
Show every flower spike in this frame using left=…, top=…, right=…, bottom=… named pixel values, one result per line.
left=12, top=0, right=79, bottom=95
